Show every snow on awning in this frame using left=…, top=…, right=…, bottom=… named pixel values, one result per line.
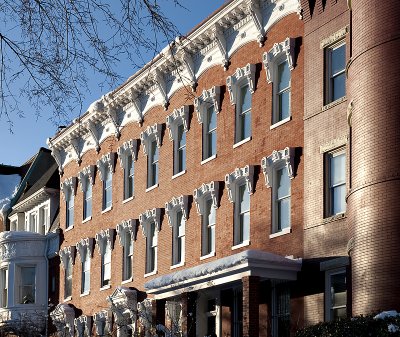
left=145, top=249, right=302, bottom=299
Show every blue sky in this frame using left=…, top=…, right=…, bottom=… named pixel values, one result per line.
left=0, top=1, right=226, bottom=166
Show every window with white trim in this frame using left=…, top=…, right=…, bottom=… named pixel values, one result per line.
left=225, top=165, right=254, bottom=246
left=19, top=266, right=36, bottom=304
left=38, top=206, right=49, bottom=234
left=140, top=124, right=162, bottom=189
left=28, top=212, right=36, bottom=232
left=81, top=249, right=90, bottom=294
left=166, top=106, right=189, bottom=175
left=194, top=182, right=220, bottom=258
left=78, top=165, right=95, bottom=220
left=116, top=219, right=136, bottom=282
left=325, top=268, right=347, bottom=321
left=263, top=38, right=295, bottom=126
left=139, top=209, right=161, bottom=275
left=61, top=178, right=77, bottom=229
left=325, top=148, right=346, bottom=217
left=97, top=153, right=116, bottom=211
left=165, top=195, right=188, bottom=267
left=227, top=64, right=256, bottom=145
left=262, top=148, right=295, bottom=235
left=194, top=86, right=221, bottom=161
left=326, top=41, right=346, bottom=104
left=0, top=268, right=8, bottom=308
left=95, top=229, right=115, bottom=288
left=118, top=140, right=138, bottom=201
left=59, top=246, right=76, bottom=299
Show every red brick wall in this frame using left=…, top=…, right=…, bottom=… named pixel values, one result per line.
left=56, top=13, right=304, bottom=319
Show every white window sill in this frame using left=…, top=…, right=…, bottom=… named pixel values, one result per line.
left=121, top=277, right=133, bottom=285
left=322, top=96, right=347, bottom=111
left=80, top=291, right=90, bottom=297
left=269, top=227, right=292, bottom=239
left=146, top=184, right=159, bottom=192
left=82, top=216, right=92, bottom=224
left=233, top=136, right=252, bottom=149
left=144, top=270, right=158, bottom=278
left=270, top=116, right=292, bottom=130
left=63, top=296, right=72, bottom=302
left=172, top=170, right=186, bottom=180
left=170, top=261, right=185, bottom=270
left=101, top=206, right=112, bottom=214
left=100, top=284, right=111, bottom=291
left=200, top=251, right=216, bottom=261
left=65, top=225, right=74, bottom=232
left=231, top=240, right=250, bottom=250
left=122, top=196, right=134, bottom=204
left=201, top=154, right=217, bottom=165
left=322, top=212, right=346, bottom=224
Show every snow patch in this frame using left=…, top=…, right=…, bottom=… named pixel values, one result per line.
left=374, top=311, right=400, bottom=320
left=0, top=174, right=21, bottom=219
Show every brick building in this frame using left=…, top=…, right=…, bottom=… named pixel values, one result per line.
left=45, top=0, right=400, bottom=336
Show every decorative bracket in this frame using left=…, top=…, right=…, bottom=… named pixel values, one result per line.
left=69, top=137, right=82, bottom=165
left=74, top=315, right=92, bottom=337
left=86, top=120, right=101, bottom=153
left=212, top=24, right=229, bottom=70
left=245, top=0, right=265, bottom=46
left=179, top=51, right=197, bottom=91
left=152, top=69, right=169, bottom=110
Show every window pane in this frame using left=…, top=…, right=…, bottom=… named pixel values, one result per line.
left=278, top=198, right=290, bottom=230
left=240, top=185, right=250, bottom=212
left=240, top=212, right=250, bottom=242
left=207, top=130, right=217, bottom=158
left=331, top=44, right=345, bottom=76
left=330, top=153, right=345, bottom=187
left=20, top=267, right=36, bottom=304
left=278, top=61, right=290, bottom=92
left=241, top=112, right=251, bottom=140
left=240, top=85, right=251, bottom=112
left=208, top=202, right=216, bottom=225
left=277, top=168, right=290, bottom=199
left=332, top=184, right=346, bottom=214
left=332, top=73, right=346, bottom=101
left=279, top=90, right=290, bottom=121
left=207, top=106, right=217, bottom=131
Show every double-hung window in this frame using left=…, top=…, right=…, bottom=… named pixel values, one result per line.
left=103, top=169, right=112, bottom=210
left=325, top=149, right=346, bottom=216
left=326, top=41, right=346, bottom=103
left=39, top=206, right=48, bottom=234
left=20, top=266, right=36, bottom=304
left=66, top=191, right=74, bottom=228
left=101, top=244, right=111, bottom=287
left=275, top=167, right=291, bottom=232
left=275, top=60, right=291, bottom=123
left=236, top=84, right=252, bottom=143
left=202, top=199, right=216, bottom=257
left=123, top=235, right=133, bottom=281
left=146, top=222, right=157, bottom=274
left=83, top=178, right=92, bottom=219
left=174, top=124, right=186, bottom=174
left=64, top=257, right=73, bottom=299
left=125, top=154, right=135, bottom=199
left=235, top=184, right=250, bottom=245
left=28, top=212, right=36, bottom=232
left=204, top=105, right=217, bottom=160
left=0, top=269, right=8, bottom=308
left=148, top=140, right=159, bottom=188
left=81, top=250, right=90, bottom=294
left=325, top=269, right=347, bottom=321
left=172, top=211, right=185, bottom=266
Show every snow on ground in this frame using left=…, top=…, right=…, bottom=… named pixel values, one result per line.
left=374, top=310, right=400, bottom=333
left=0, top=174, right=21, bottom=218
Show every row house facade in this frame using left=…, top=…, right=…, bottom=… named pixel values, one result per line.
left=46, top=0, right=400, bottom=336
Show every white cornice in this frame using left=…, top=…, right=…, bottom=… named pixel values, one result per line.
left=47, top=0, right=302, bottom=172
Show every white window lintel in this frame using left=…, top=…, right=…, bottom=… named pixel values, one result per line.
left=225, top=165, right=255, bottom=203
left=78, top=165, right=96, bottom=192
left=165, top=195, right=189, bottom=227
left=195, top=86, right=222, bottom=124
left=116, top=219, right=138, bottom=245
left=60, top=177, right=78, bottom=200
left=261, top=147, right=295, bottom=188
left=117, top=139, right=139, bottom=168
left=226, top=63, right=256, bottom=105
left=59, top=246, right=76, bottom=268
left=193, top=181, right=221, bottom=215
left=76, top=238, right=94, bottom=261
left=140, top=123, right=163, bottom=155
left=95, top=229, right=116, bottom=255
left=96, top=152, right=117, bottom=181
left=166, top=105, right=190, bottom=141
left=139, top=208, right=162, bottom=237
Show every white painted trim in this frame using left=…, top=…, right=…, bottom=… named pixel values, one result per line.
left=82, top=216, right=92, bottom=224
left=201, top=154, right=217, bottom=165
left=231, top=240, right=250, bottom=250
left=172, top=170, right=186, bottom=180
left=100, top=284, right=111, bottom=291
left=80, top=291, right=90, bottom=297
left=65, top=225, right=74, bottom=232
left=233, top=136, right=251, bottom=148
left=170, top=262, right=185, bottom=270
left=121, top=277, right=133, bottom=285
left=144, top=270, right=158, bottom=278
left=122, top=196, right=134, bottom=204
left=200, top=251, right=216, bottom=261
left=145, top=184, right=159, bottom=193
left=269, top=227, right=291, bottom=239
left=101, top=206, right=112, bottom=214
left=270, top=116, right=292, bottom=130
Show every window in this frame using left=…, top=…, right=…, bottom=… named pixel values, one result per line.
left=234, top=184, right=250, bottom=245
left=263, top=37, right=295, bottom=126
left=101, top=244, right=111, bottom=287
left=65, top=257, right=73, bottom=299
left=39, top=206, right=48, bottom=234
left=236, top=84, right=252, bottom=143
left=19, top=267, right=36, bottom=304
left=103, top=169, right=112, bottom=210
left=204, top=105, right=217, bottom=160
left=66, top=190, right=74, bottom=228
left=202, top=198, right=216, bottom=256
left=174, top=124, right=186, bottom=174
left=272, top=282, right=290, bottom=337
left=274, top=167, right=291, bottom=232
left=0, top=269, right=8, bottom=308
left=326, top=41, right=346, bottom=103
left=325, top=269, right=347, bottom=321
left=275, top=60, right=291, bottom=123
left=28, top=212, right=36, bottom=232
left=146, top=222, right=157, bottom=274
left=172, top=211, right=185, bottom=266
left=83, top=178, right=92, bottom=219
left=124, top=154, right=135, bottom=199
left=325, top=149, right=346, bottom=216
left=81, top=250, right=90, bottom=294
left=123, top=234, right=133, bottom=281
left=147, top=140, right=159, bottom=188
left=262, top=147, right=295, bottom=236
